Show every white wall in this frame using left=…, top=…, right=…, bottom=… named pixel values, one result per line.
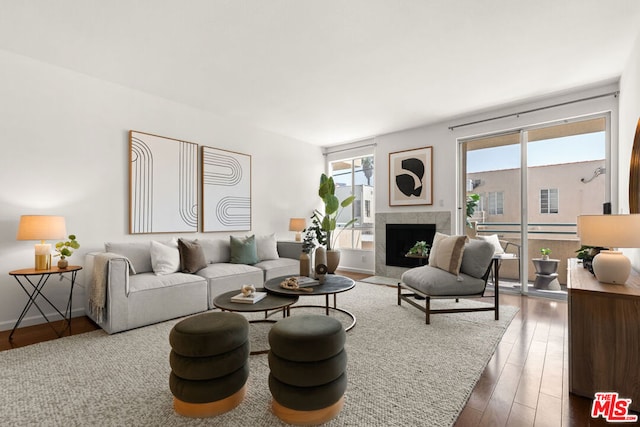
left=619, top=31, right=640, bottom=269
left=374, top=83, right=620, bottom=238
left=0, top=50, right=323, bottom=330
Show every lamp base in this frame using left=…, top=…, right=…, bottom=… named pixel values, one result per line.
left=295, top=232, right=302, bottom=242
left=592, top=250, right=630, bottom=284
left=35, top=254, right=51, bottom=270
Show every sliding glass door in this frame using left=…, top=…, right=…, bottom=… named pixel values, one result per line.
left=461, top=116, right=608, bottom=293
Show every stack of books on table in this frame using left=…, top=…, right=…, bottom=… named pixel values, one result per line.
left=295, top=276, right=320, bottom=287
left=231, top=291, right=268, bottom=304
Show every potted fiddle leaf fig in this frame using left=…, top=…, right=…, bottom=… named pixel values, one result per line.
left=466, top=193, right=480, bottom=228
left=315, top=173, right=357, bottom=273
left=54, top=234, right=80, bottom=269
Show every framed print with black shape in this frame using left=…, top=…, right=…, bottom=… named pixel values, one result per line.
left=389, top=146, right=433, bottom=206
left=201, top=146, right=252, bottom=232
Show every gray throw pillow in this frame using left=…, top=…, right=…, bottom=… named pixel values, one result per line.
left=178, top=239, right=208, bottom=273
left=230, top=235, right=259, bottom=265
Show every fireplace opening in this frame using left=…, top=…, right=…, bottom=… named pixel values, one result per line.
left=386, top=223, right=436, bottom=268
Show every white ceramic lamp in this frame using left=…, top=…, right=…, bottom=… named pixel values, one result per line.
left=289, top=218, right=306, bottom=242
left=17, top=215, right=67, bottom=270
left=577, top=214, right=640, bottom=284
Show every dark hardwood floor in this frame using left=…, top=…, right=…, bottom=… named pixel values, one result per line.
left=1, top=271, right=634, bottom=425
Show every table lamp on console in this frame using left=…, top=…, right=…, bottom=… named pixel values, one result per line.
left=577, top=214, right=640, bottom=284
left=16, top=215, right=67, bottom=270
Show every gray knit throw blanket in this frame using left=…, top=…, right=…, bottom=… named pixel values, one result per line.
left=90, top=253, right=129, bottom=323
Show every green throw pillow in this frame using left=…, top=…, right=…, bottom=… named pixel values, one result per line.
left=230, top=235, right=259, bottom=265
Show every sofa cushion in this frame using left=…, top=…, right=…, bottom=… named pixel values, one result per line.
left=150, top=239, right=181, bottom=275
left=177, top=238, right=207, bottom=273
left=477, top=234, right=504, bottom=254
left=230, top=235, right=259, bottom=264
left=196, top=263, right=263, bottom=280
left=104, top=241, right=151, bottom=274
left=254, top=258, right=299, bottom=281
left=197, top=238, right=230, bottom=264
left=428, top=233, right=467, bottom=276
left=256, top=233, right=279, bottom=261
left=129, top=272, right=207, bottom=293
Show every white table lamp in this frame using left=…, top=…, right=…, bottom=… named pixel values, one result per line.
left=17, top=215, right=67, bottom=270
left=577, top=214, right=640, bottom=284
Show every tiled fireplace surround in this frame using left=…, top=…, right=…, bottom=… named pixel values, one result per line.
left=374, top=211, right=451, bottom=279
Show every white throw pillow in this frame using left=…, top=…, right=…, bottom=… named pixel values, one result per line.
left=478, top=234, right=504, bottom=254
left=256, top=233, right=280, bottom=261
left=150, top=240, right=180, bottom=275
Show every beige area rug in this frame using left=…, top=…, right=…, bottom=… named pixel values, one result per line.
left=0, top=282, right=517, bottom=426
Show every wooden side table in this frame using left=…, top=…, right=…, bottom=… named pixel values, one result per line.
left=567, top=258, right=640, bottom=412
left=8, top=265, right=82, bottom=340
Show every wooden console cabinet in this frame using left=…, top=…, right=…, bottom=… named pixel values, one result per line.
left=567, top=258, right=640, bottom=412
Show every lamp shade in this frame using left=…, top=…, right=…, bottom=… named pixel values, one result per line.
left=17, top=215, right=67, bottom=241
left=289, top=218, right=306, bottom=232
left=289, top=218, right=306, bottom=242
left=577, top=214, right=640, bottom=284
left=577, top=214, right=640, bottom=248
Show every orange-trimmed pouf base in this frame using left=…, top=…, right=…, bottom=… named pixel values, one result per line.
left=272, top=395, right=344, bottom=426
left=173, top=384, right=247, bottom=418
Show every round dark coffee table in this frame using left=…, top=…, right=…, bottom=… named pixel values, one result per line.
left=213, top=288, right=298, bottom=354
left=213, top=288, right=299, bottom=318
left=263, top=275, right=356, bottom=331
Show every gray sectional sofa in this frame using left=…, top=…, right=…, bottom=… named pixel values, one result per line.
left=84, top=237, right=301, bottom=334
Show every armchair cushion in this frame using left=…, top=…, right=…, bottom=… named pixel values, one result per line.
left=401, top=266, right=486, bottom=296
left=401, top=238, right=494, bottom=296
left=460, top=239, right=495, bottom=279
left=428, top=233, right=468, bottom=276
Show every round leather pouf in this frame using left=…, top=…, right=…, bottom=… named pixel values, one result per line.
left=170, top=363, right=249, bottom=404
left=170, top=312, right=249, bottom=357
left=268, top=349, right=347, bottom=387
left=269, top=372, right=347, bottom=411
left=268, top=315, right=345, bottom=362
left=170, top=341, right=249, bottom=381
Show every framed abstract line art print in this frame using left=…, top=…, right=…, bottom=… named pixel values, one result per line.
left=201, top=146, right=252, bottom=232
left=129, top=131, right=199, bottom=234
left=389, top=146, right=433, bottom=206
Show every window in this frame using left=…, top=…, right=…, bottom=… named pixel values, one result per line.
left=540, top=188, right=559, bottom=214
left=487, top=191, right=504, bottom=215
left=329, top=156, right=375, bottom=250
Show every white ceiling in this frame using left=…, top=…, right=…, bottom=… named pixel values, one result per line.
left=1, top=1, right=640, bottom=146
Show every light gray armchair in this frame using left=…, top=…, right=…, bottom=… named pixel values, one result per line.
left=397, top=239, right=497, bottom=324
